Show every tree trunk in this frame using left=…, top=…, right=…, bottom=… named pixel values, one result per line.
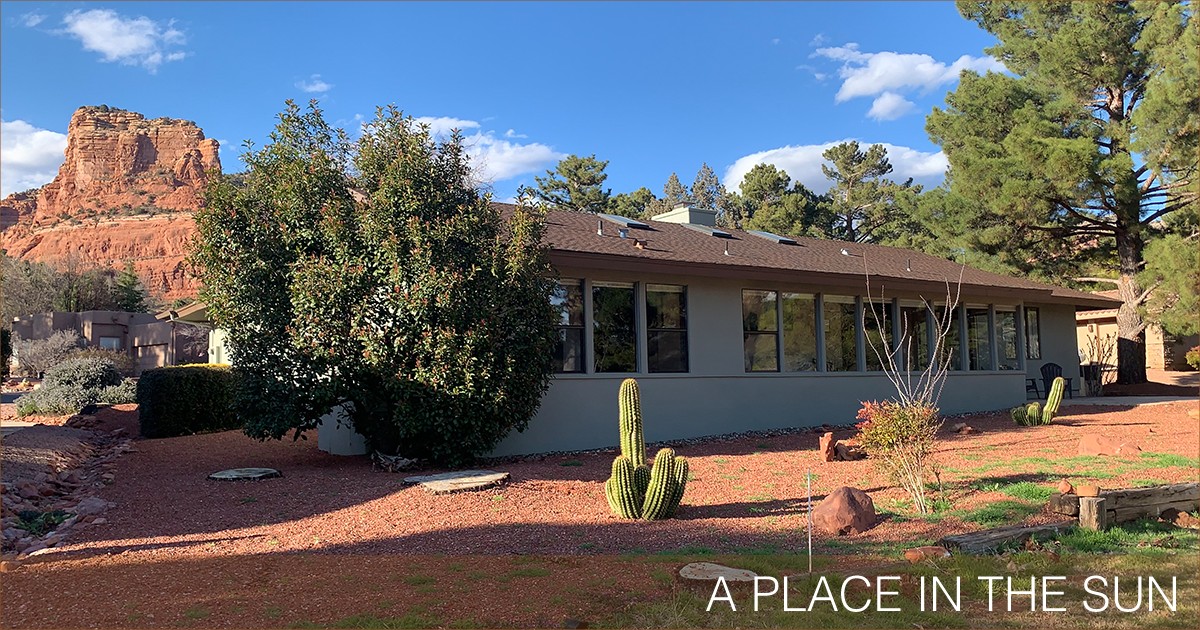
left=1115, top=229, right=1148, bottom=384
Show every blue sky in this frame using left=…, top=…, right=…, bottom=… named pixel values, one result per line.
left=1, top=1, right=1006, bottom=201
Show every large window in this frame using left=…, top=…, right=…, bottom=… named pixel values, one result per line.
left=551, top=280, right=585, bottom=373
left=593, top=282, right=637, bottom=373
left=862, top=301, right=894, bottom=371
left=898, top=303, right=931, bottom=371
left=781, top=293, right=818, bottom=371
left=966, top=307, right=992, bottom=370
left=996, top=308, right=1020, bottom=370
left=98, top=336, right=122, bottom=351
left=1025, top=307, right=1042, bottom=360
left=742, top=290, right=779, bottom=372
left=647, top=284, right=688, bottom=373
left=933, top=305, right=962, bottom=371
left=824, top=295, right=858, bottom=372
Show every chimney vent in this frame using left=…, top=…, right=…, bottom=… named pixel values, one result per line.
left=650, top=203, right=718, bottom=227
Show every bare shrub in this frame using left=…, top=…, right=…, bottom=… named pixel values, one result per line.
left=12, top=331, right=83, bottom=377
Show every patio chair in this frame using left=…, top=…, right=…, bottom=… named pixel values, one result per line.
left=1040, top=362, right=1074, bottom=399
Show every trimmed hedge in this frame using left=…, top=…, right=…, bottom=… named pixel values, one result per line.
left=137, top=364, right=240, bottom=438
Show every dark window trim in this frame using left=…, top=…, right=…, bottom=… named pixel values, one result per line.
left=646, top=284, right=689, bottom=373
left=1024, top=307, right=1042, bottom=360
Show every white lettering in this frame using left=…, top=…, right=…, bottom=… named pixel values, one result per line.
left=753, top=576, right=778, bottom=612
left=707, top=576, right=736, bottom=612
left=876, top=576, right=901, bottom=612
left=1041, top=576, right=1066, bottom=612
left=840, top=575, right=871, bottom=613
left=979, top=576, right=1004, bottom=612
left=1083, top=576, right=1110, bottom=612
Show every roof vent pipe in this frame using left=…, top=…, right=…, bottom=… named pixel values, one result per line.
left=619, top=227, right=629, bottom=239
left=724, top=242, right=730, bottom=256
left=597, top=220, right=603, bottom=236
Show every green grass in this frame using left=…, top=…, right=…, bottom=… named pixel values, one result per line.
left=955, top=500, right=1042, bottom=527
left=401, top=575, right=435, bottom=586
left=1055, top=519, right=1200, bottom=554
left=1138, top=452, right=1200, bottom=468
left=332, top=613, right=440, bottom=629
left=183, top=607, right=210, bottom=620
left=998, top=481, right=1055, bottom=502
left=507, top=566, right=552, bottom=578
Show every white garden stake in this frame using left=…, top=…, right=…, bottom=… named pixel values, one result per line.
left=806, top=469, right=813, bottom=574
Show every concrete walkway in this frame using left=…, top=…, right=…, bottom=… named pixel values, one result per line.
left=0, top=419, right=38, bottom=438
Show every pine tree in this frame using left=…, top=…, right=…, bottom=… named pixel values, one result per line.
left=533, top=154, right=612, bottom=213
left=112, top=261, right=148, bottom=313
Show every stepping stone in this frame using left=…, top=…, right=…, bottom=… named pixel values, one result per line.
left=403, top=470, right=509, bottom=494
left=208, top=467, right=281, bottom=481
left=678, top=562, right=758, bottom=584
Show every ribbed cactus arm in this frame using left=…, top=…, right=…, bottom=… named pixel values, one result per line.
left=619, top=378, right=646, bottom=468
left=1043, top=377, right=1065, bottom=424
left=641, top=448, right=678, bottom=520
left=605, top=455, right=642, bottom=519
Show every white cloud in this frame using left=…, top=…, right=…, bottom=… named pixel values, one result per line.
left=808, top=33, right=828, bottom=47
left=413, top=116, right=481, bottom=136
left=409, top=116, right=563, bottom=184
left=21, top=12, right=46, bottom=27
left=60, top=9, right=187, bottom=73
left=723, top=140, right=948, bottom=195
left=866, top=92, right=916, bottom=121
left=1, top=119, right=68, bottom=197
left=295, top=74, right=333, bottom=93
left=813, top=43, right=1005, bottom=103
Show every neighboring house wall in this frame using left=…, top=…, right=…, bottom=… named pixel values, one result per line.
left=11, top=310, right=206, bottom=375
left=1075, top=313, right=1197, bottom=371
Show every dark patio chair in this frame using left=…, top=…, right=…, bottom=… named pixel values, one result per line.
left=1040, top=362, right=1074, bottom=399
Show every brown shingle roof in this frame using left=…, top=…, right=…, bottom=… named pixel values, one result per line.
left=503, top=205, right=1120, bottom=309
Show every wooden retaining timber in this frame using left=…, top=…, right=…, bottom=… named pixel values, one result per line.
left=938, top=521, right=1075, bottom=554
left=1047, top=482, right=1199, bottom=531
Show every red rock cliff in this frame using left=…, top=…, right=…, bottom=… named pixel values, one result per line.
left=1, top=106, right=221, bottom=301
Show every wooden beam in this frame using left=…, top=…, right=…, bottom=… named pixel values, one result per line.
left=1080, top=497, right=1109, bottom=531
left=939, top=521, right=1075, bottom=554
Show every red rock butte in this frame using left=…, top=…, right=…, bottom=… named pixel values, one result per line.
left=0, top=105, right=222, bottom=301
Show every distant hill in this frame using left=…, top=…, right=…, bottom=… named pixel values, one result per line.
left=0, top=105, right=221, bottom=301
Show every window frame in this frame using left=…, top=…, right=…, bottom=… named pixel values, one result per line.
left=742, top=289, right=780, bottom=372
left=98, top=336, right=123, bottom=351
left=551, top=279, right=586, bottom=374
left=1024, top=306, right=1042, bottom=360
left=591, top=280, right=639, bottom=374
left=646, top=283, right=689, bottom=373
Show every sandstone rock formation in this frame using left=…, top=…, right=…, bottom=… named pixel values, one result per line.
left=0, top=105, right=221, bottom=301
left=811, top=486, right=877, bottom=535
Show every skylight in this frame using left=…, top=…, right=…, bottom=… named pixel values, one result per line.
left=746, top=230, right=798, bottom=245
left=597, top=213, right=650, bottom=229
left=680, top=223, right=733, bottom=238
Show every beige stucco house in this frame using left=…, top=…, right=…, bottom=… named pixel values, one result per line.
left=10, top=309, right=208, bottom=375
left=1075, top=291, right=1198, bottom=371
left=192, top=204, right=1119, bottom=457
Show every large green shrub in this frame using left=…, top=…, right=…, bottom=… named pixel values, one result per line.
left=1187, top=346, right=1200, bottom=371
left=14, top=357, right=133, bottom=416
left=137, top=364, right=239, bottom=438
left=72, top=347, right=137, bottom=377
left=190, top=102, right=558, bottom=466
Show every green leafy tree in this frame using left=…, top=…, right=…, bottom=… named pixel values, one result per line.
left=690, top=163, right=741, bottom=227
left=192, top=101, right=559, bottom=466
left=738, top=163, right=824, bottom=237
left=820, top=141, right=917, bottom=243
left=112, top=261, right=149, bottom=312
left=534, top=154, right=612, bottom=213
left=608, top=187, right=657, bottom=219
left=927, top=1, right=1199, bottom=383
left=1139, top=217, right=1198, bottom=336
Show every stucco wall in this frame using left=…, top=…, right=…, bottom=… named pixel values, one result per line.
left=491, top=268, right=1082, bottom=456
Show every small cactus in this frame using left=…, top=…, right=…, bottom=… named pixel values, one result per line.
left=1012, top=401, right=1042, bottom=427
left=1042, top=377, right=1065, bottom=424
left=605, top=379, right=688, bottom=520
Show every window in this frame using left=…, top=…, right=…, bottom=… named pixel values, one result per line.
left=551, top=280, right=585, bottom=373
left=781, top=293, right=818, bottom=372
left=742, top=290, right=779, bottom=372
left=966, top=307, right=991, bottom=370
left=996, top=308, right=1020, bottom=370
left=824, top=295, right=858, bottom=371
left=862, top=301, right=894, bottom=371
left=592, top=282, right=637, bottom=373
left=1025, top=307, right=1042, bottom=360
left=98, top=336, right=122, bottom=351
left=933, top=305, right=962, bottom=371
left=898, top=304, right=931, bottom=371
left=646, top=284, right=688, bottom=373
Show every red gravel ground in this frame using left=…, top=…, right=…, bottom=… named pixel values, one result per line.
left=2, top=400, right=1197, bottom=628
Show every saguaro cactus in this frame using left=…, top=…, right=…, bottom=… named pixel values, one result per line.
left=1042, top=377, right=1065, bottom=424
left=605, top=379, right=688, bottom=520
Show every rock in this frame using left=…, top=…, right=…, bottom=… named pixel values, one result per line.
left=403, top=470, right=510, bottom=494
left=950, top=422, right=967, bottom=433
left=1078, top=434, right=1120, bottom=456
left=903, top=546, right=950, bottom=564
left=16, top=483, right=39, bottom=500
left=819, top=432, right=836, bottom=462
left=678, top=562, right=758, bottom=584
left=21, top=541, right=46, bottom=556
left=71, top=496, right=109, bottom=517
left=811, top=486, right=877, bottom=535
left=833, top=443, right=866, bottom=461
left=208, top=468, right=282, bottom=481
left=0, top=560, right=21, bottom=572
left=1187, top=408, right=1198, bottom=420
left=1115, top=443, right=1142, bottom=456
left=0, top=106, right=222, bottom=300
left=91, top=518, right=107, bottom=526
left=1161, top=508, right=1200, bottom=529
left=959, top=426, right=978, bottom=435
left=1057, top=479, right=1074, bottom=495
